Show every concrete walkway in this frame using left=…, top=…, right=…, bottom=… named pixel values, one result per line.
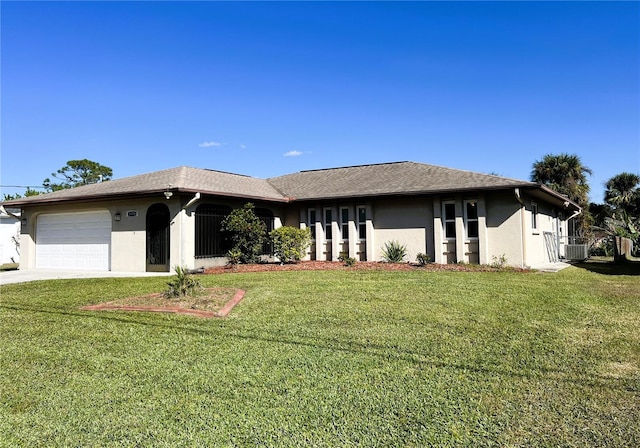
left=0, top=269, right=173, bottom=285
left=530, top=261, right=572, bottom=273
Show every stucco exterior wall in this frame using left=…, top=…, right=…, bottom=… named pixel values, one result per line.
left=19, top=198, right=166, bottom=272
left=518, top=192, right=563, bottom=267
left=19, top=196, right=286, bottom=272
left=14, top=187, right=573, bottom=272
left=484, top=191, right=523, bottom=267
left=372, top=197, right=432, bottom=262
left=110, top=200, right=154, bottom=272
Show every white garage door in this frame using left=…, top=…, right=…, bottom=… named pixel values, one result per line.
left=36, top=211, right=111, bottom=271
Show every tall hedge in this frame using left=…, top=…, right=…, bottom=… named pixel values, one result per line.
left=220, top=203, right=266, bottom=264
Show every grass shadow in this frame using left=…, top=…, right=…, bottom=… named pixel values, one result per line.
left=572, top=260, right=640, bottom=276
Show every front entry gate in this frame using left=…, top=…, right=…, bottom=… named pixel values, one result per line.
left=146, top=203, right=170, bottom=272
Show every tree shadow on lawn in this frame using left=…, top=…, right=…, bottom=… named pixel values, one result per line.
left=3, top=302, right=637, bottom=394
left=572, top=260, right=640, bottom=276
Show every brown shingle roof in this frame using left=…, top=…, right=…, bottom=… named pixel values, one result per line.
left=267, top=161, right=534, bottom=200
left=3, top=161, right=577, bottom=210
left=2, top=166, right=287, bottom=206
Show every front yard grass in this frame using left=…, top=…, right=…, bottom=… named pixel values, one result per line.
left=1, top=266, right=638, bottom=446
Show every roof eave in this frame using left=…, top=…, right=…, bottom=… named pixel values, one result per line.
left=287, top=184, right=537, bottom=202
left=2, top=188, right=291, bottom=208
left=523, top=184, right=581, bottom=211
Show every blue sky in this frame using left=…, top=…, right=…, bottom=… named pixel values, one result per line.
left=2, top=1, right=638, bottom=203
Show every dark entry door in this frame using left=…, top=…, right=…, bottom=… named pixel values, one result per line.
left=146, top=203, right=170, bottom=272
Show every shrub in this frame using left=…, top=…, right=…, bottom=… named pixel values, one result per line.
left=270, top=226, right=312, bottom=263
left=226, top=248, right=242, bottom=266
left=381, top=240, right=407, bottom=263
left=164, top=265, right=202, bottom=298
left=416, top=253, right=431, bottom=265
left=490, top=254, right=508, bottom=269
left=220, top=203, right=267, bottom=264
left=344, top=257, right=357, bottom=267
left=339, top=252, right=357, bottom=267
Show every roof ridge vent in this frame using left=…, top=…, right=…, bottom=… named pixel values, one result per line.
left=300, top=161, right=411, bottom=173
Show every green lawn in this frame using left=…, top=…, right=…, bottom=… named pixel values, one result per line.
left=1, top=266, right=638, bottom=447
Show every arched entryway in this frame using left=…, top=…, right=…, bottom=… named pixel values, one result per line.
left=146, top=203, right=170, bottom=272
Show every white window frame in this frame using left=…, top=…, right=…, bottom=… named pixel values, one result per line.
left=308, top=208, right=316, bottom=241
left=442, top=201, right=456, bottom=241
left=324, top=208, right=333, bottom=241
left=531, top=202, right=538, bottom=232
left=464, top=199, right=479, bottom=240
left=340, top=206, right=349, bottom=242
left=357, top=206, right=367, bottom=241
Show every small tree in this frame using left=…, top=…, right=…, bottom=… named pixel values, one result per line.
left=270, top=226, right=312, bottom=263
left=220, top=203, right=266, bottom=264
left=43, top=159, right=113, bottom=191
left=3, top=187, right=42, bottom=201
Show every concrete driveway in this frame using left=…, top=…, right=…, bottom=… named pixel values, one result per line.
left=0, top=269, right=173, bottom=285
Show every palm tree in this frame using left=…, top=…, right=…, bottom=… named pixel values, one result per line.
left=531, top=153, right=593, bottom=207
left=531, top=153, right=593, bottom=240
left=605, top=172, right=640, bottom=213
left=604, top=173, right=640, bottom=251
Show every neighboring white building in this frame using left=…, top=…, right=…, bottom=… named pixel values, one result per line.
left=2, top=161, right=582, bottom=272
left=0, top=209, right=21, bottom=265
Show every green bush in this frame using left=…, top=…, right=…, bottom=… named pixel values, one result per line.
left=338, top=251, right=357, bottom=267
left=270, top=226, right=312, bottom=263
left=416, top=253, right=431, bottom=265
left=344, top=257, right=357, bottom=267
left=164, top=265, right=202, bottom=298
left=381, top=240, right=407, bottom=263
left=338, top=251, right=358, bottom=267
left=220, top=203, right=267, bottom=264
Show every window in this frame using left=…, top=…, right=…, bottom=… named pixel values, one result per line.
left=255, top=208, right=274, bottom=255
left=464, top=200, right=479, bottom=239
left=340, top=207, right=349, bottom=241
left=531, top=202, right=538, bottom=231
left=324, top=208, right=333, bottom=241
left=195, top=204, right=232, bottom=257
left=357, top=206, right=367, bottom=240
left=443, top=201, right=456, bottom=239
left=308, top=209, right=316, bottom=240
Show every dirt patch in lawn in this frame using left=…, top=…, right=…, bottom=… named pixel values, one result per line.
left=81, top=288, right=245, bottom=318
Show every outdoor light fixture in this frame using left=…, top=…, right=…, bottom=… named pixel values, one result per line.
left=164, top=185, right=173, bottom=200
left=114, top=213, right=121, bottom=222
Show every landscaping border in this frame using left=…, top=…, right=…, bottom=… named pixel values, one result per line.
left=80, top=288, right=246, bottom=318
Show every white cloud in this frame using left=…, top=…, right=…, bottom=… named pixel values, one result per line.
left=199, top=141, right=222, bottom=148
left=283, top=150, right=303, bottom=157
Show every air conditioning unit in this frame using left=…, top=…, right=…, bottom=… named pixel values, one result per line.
left=565, top=244, right=589, bottom=261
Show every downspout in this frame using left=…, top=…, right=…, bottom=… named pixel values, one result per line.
left=565, top=204, right=582, bottom=245
left=514, top=188, right=526, bottom=269
left=182, top=193, right=201, bottom=211
left=180, top=193, right=201, bottom=268
left=566, top=208, right=581, bottom=223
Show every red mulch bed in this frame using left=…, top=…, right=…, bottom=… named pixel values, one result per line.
left=204, top=260, right=528, bottom=274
